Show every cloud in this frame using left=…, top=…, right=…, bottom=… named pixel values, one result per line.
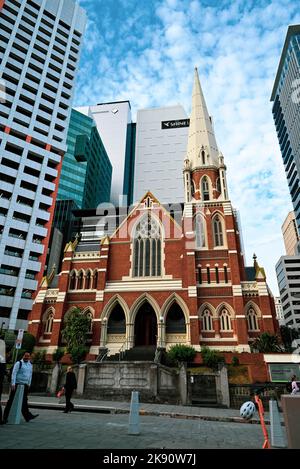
left=76, top=0, right=300, bottom=295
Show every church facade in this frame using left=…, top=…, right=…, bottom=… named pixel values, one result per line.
left=28, top=69, right=278, bottom=358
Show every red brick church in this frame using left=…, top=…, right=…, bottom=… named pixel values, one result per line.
left=28, top=69, right=278, bottom=359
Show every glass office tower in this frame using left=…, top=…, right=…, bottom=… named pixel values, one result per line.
left=271, top=25, right=300, bottom=232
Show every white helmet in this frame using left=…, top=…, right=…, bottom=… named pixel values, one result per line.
left=240, top=401, right=256, bottom=420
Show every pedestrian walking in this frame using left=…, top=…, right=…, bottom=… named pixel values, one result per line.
left=63, top=366, right=77, bottom=413
left=291, top=375, right=299, bottom=395
left=3, top=351, right=39, bottom=423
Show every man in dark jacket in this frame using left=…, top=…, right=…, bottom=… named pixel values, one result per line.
left=63, top=366, right=77, bottom=413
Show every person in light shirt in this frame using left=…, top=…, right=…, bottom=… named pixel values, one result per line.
left=3, top=351, right=39, bottom=423
left=291, top=375, right=300, bottom=395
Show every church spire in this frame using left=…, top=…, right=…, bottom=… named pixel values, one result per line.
left=186, top=67, right=219, bottom=169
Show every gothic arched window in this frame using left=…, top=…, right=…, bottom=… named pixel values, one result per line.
left=201, top=176, right=210, bottom=201
left=69, top=271, right=76, bottom=290
left=219, top=308, right=232, bottom=331
left=195, top=215, right=206, bottom=248
left=166, top=303, right=186, bottom=333
left=201, top=309, right=213, bottom=331
left=93, top=270, right=98, bottom=289
left=77, top=271, right=84, bottom=289
left=201, top=150, right=206, bottom=165
left=107, top=304, right=126, bottom=333
left=133, top=213, right=162, bottom=277
left=85, top=310, right=93, bottom=333
left=246, top=307, right=259, bottom=331
left=216, top=178, right=221, bottom=194
left=44, top=312, right=54, bottom=334
left=213, top=214, right=224, bottom=247
left=86, top=270, right=92, bottom=290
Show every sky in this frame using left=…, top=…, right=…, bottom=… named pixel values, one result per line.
left=74, top=0, right=300, bottom=296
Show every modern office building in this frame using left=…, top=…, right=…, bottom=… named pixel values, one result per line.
left=57, top=109, right=112, bottom=209
left=276, top=256, right=300, bottom=330
left=282, top=211, right=299, bottom=255
left=76, top=101, right=134, bottom=206
left=271, top=25, right=300, bottom=232
left=46, top=110, right=112, bottom=275
left=46, top=199, right=79, bottom=275
left=0, top=0, right=86, bottom=331
left=274, top=296, right=285, bottom=326
left=133, top=105, right=189, bottom=205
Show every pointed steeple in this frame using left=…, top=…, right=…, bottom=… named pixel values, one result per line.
left=186, top=67, right=219, bottom=168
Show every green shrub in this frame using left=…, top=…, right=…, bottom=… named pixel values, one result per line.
left=167, top=344, right=196, bottom=364
left=4, top=330, right=17, bottom=353
left=52, top=348, right=65, bottom=363
left=231, top=355, right=239, bottom=366
left=201, top=346, right=225, bottom=370
left=22, top=332, right=36, bottom=353
left=69, top=345, right=88, bottom=364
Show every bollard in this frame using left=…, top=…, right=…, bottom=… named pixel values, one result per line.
left=7, top=385, right=24, bottom=425
left=128, top=391, right=140, bottom=435
left=269, top=399, right=287, bottom=448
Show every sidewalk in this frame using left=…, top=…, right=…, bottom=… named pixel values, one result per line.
left=1, top=393, right=285, bottom=425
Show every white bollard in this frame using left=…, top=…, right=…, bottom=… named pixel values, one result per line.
left=7, top=385, right=24, bottom=425
left=128, top=391, right=140, bottom=435
left=269, top=399, right=287, bottom=448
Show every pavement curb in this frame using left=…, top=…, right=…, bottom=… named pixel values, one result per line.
left=26, top=401, right=285, bottom=426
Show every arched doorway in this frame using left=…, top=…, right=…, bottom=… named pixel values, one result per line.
left=134, top=302, right=157, bottom=346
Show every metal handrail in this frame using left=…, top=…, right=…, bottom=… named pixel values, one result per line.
left=119, top=339, right=129, bottom=362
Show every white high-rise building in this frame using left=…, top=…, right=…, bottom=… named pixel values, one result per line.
left=76, top=101, right=133, bottom=206
left=133, top=105, right=189, bottom=205
left=0, top=0, right=86, bottom=331
left=276, top=256, right=300, bottom=331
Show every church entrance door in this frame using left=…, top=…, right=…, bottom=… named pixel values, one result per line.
left=134, top=302, right=157, bottom=346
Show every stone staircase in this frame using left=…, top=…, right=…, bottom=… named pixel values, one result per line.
left=105, top=345, right=156, bottom=362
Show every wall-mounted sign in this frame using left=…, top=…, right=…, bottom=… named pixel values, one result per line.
left=269, top=363, right=300, bottom=382
left=161, top=119, right=190, bottom=129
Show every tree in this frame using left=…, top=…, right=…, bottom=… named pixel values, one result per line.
left=167, top=344, right=196, bottom=365
left=61, top=308, right=90, bottom=363
left=279, top=325, right=299, bottom=352
left=250, top=332, right=283, bottom=353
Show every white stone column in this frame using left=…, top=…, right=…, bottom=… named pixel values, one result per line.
left=100, top=318, right=108, bottom=347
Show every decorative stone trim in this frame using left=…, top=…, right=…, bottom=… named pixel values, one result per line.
left=56, top=292, right=66, bottom=303
left=223, top=202, right=232, bottom=215
left=105, top=280, right=182, bottom=292
left=34, top=291, right=47, bottom=304
left=96, top=291, right=104, bottom=301
left=45, top=289, right=59, bottom=298
left=188, top=286, right=197, bottom=297
left=201, top=337, right=237, bottom=342
left=232, top=285, right=243, bottom=296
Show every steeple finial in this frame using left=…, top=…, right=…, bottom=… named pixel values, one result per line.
left=186, top=67, right=219, bottom=169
